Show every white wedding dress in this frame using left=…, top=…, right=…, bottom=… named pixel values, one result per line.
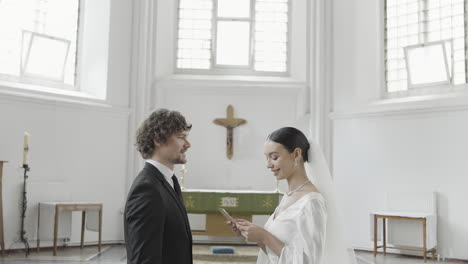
left=256, top=140, right=357, bottom=264
left=257, top=192, right=327, bottom=264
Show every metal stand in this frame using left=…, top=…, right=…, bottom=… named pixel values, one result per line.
left=180, top=165, right=187, bottom=191
left=0, top=161, right=7, bottom=256
left=20, top=164, right=30, bottom=256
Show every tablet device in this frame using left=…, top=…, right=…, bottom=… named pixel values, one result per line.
left=218, top=208, right=237, bottom=224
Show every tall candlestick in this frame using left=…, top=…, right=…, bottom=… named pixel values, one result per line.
left=20, top=132, right=31, bottom=256
left=23, top=132, right=30, bottom=166
left=180, top=164, right=187, bottom=190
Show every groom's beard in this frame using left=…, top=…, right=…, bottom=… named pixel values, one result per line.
left=172, top=153, right=187, bottom=164
left=173, top=158, right=186, bottom=164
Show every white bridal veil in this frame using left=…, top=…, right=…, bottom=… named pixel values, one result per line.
left=306, top=140, right=357, bottom=264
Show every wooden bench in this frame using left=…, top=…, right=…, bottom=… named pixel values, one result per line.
left=372, top=211, right=436, bottom=262
left=37, top=202, right=102, bottom=256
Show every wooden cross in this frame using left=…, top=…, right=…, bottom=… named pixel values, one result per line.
left=213, top=105, right=247, bottom=159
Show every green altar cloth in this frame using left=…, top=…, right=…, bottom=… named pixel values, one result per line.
left=182, top=189, right=282, bottom=215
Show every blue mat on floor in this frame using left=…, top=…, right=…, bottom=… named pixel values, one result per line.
left=211, top=247, right=235, bottom=254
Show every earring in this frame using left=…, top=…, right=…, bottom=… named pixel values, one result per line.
left=294, top=160, right=298, bottom=168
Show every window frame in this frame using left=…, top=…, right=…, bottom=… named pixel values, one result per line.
left=0, top=0, right=83, bottom=92
left=382, top=0, right=468, bottom=98
left=174, top=0, right=291, bottom=76
left=404, top=40, right=451, bottom=88
left=20, top=31, right=71, bottom=83
left=212, top=0, right=254, bottom=69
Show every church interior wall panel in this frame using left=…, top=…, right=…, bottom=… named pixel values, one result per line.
left=332, top=0, right=468, bottom=259
left=332, top=111, right=468, bottom=259
left=154, top=82, right=308, bottom=231
left=332, top=0, right=382, bottom=112
left=0, top=98, right=129, bottom=248
left=0, top=0, right=137, bottom=250
left=157, top=83, right=308, bottom=193
left=105, top=0, right=133, bottom=107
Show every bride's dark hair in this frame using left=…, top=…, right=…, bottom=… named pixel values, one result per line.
left=267, top=127, right=310, bottom=162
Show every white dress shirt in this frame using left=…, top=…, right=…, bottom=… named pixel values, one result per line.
left=146, top=159, right=175, bottom=189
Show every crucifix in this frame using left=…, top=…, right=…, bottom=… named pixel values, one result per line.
left=213, top=105, right=247, bottom=159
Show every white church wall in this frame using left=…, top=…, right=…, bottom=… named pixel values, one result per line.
left=0, top=98, right=129, bottom=247
left=332, top=111, right=468, bottom=259
left=332, top=0, right=468, bottom=260
left=0, top=0, right=132, bottom=248
left=106, top=0, right=133, bottom=107
left=153, top=79, right=309, bottom=232
left=155, top=80, right=309, bottom=192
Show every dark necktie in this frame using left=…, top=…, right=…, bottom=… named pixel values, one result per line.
left=171, top=175, right=183, bottom=201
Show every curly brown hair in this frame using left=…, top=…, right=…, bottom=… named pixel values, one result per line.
left=135, top=109, right=192, bottom=159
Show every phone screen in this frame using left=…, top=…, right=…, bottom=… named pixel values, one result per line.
left=218, top=208, right=237, bottom=224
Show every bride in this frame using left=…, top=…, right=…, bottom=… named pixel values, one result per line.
left=232, top=127, right=357, bottom=264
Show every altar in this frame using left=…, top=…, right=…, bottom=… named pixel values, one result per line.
left=182, top=189, right=282, bottom=236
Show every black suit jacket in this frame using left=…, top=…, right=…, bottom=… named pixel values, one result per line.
left=124, top=163, right=193, bottom=264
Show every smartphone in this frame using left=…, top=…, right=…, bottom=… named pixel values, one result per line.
left=218, top=208, right=237, bottom=224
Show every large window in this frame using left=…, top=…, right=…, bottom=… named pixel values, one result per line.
left=0, top=0, right=80, bottom=89
left=176, top=0, right=289, bottom=74
left=384, top=0, right=467, bottom=93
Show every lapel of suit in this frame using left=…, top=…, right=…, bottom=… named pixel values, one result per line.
left=145, top=163, right=192, bottom=239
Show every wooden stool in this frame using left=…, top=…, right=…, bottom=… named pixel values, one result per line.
left=37, top=202, right=102, bottom=256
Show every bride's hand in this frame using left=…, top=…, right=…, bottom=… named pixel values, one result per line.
left=226, top=219, right=243, bottom=236
left=236, top=220, right=267, bottom=244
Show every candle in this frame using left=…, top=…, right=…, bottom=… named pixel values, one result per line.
left=23, top=132, right=30, bottom=166
left=180, top=164, right=186, bottom=190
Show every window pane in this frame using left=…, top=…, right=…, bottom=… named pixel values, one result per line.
left=23, top=33, right=70, bottom=81
left=406, top=43, right=450, bottom=85
left=254, top=0, right=288, bottom=72
left=216, top=21, right=250, bottom=66
left=217, top=0, right=250, bottom=18
left=0, top=0, right=80, bottom=85
left=384, top=0, right=466, bottom=92
left=177, top=0, right=213, bottom=69
left=176, top=0, right=290, bottom=73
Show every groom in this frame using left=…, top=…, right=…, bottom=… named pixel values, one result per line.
left=124, top=109, right=193, bottom=264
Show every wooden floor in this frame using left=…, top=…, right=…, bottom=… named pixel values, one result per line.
left=0, top=245, right=464, bottom=264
